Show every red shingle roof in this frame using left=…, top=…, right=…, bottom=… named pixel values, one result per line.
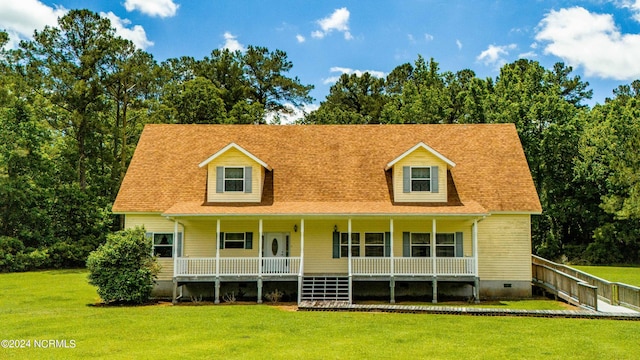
left=112, top=124, right=541, bottom=216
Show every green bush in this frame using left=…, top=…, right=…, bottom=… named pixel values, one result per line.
left=0, top=237, right=52, bottom=272
left=47, top=240, right=93, bottom=269
left=0, top=236, right=24, bottom=271
left=86, top=227, right=160, bottom=304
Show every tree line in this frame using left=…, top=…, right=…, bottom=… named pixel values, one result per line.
left=0, top=9, right=638, bottom=271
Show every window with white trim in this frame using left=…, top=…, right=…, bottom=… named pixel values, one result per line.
left=436, top=233, right=455, bottom=257
left=153, top=233, right=174, bottom=258
left=365, top=233, right=384, bottom=257
left=224, top=167, right=244, bottom=192
left=224, top=232, right=246, bottom=249
left=411, top=167, right=431, bottom=192
left=340, top=233, right=360, bottom=257
left=411, top=233, right=430, bottom=257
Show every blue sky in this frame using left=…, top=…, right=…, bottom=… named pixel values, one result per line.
left=3, top=0, right=640, bottom=113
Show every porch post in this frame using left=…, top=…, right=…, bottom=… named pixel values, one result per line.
left=473, top=218, right=480, bottom=303
left=348, top=218, right=353, bottom=304
left=389, top=218, right=395, bottom=304
left=215, top=219, right=221, bottom=304
left=432, top=218, right=438, bottom=304
left=172, top=220, right=179, bottom=304
left=297, top=219, right=305, bottom=304
left=257, top=219, right=263, bottom=304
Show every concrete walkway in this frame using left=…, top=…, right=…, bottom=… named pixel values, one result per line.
left=597, top=300, right=638, bottom=314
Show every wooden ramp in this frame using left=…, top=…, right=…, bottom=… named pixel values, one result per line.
left=532, top=255, right=640, bottom=313
left=298, top=301, right=640, bottom=320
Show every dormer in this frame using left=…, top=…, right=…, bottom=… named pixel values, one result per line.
left=199, top=143, right=271, bottom=203
left=386, top=142, right=455, bottom=203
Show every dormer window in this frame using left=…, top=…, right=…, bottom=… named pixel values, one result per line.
left=216, top=166, right=252, bottom=193
left=402, top=165, right=438, bottom=193
left=411, top=167, right=431, bottom=192
left=224, top=167, right=245, bottom=192
left=386, top=142, right=454, bottom=202
left=200, top=142, right=271, bottom=202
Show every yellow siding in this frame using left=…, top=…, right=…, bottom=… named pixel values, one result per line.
left=157, top=259, right=173, bottom=280
left=124, top=214, right=176, bottom=279
left=125, top=214, right=175, bottom=232
left=392, top=148, right=448, bottom=203
left=303, top=220, right=347, bottom=274
left=124, top=214, right=503, bottom=278
left=477, top=214, right=532, bottom=281
left=171, top=219, right=302, bottom=259
left=304, top=218, right=474, bottom=274
left=392, top=219, right=474, bottom=257
left=205, top=148, right=264, bottom=203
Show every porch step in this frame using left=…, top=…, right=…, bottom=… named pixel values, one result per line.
left=301, top=276, right=350, bottom=302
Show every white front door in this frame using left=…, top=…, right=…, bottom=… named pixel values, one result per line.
left=263, top=233, right=288, bottom=273
left=263, top=233, right=287, bottom=258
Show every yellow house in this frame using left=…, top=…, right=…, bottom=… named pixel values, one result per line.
left=112, top=124, right=542, bottom=304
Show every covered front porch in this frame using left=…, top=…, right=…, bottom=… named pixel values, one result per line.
left=164, top=216, right=482, bottom=304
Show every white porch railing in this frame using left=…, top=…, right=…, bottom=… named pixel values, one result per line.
left=175, top=257, right=217, bottom=276
left=176, top=257, right=473, bottom=277
left=436, top=258, right=475, bottom=275
left=262, top=257, right=301, bottom=275
left=175, top=257, right=300, bottom=277
left=352, top=257, right=475, bottom=276
left=352, top=258, right=391, bottom=275
left=394, top=258, right=434, bottom=275
left=219, top=257, right=259, bottom=275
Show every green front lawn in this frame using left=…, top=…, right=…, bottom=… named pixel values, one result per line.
left=0, top=270, right=638, bottom=359
left=573, top=265, right=640, bottom=287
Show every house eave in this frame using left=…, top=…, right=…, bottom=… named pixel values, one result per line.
left=160, top=212, right=491, bottom=218
left=385, top=141, right=456, bottom=170
left=198, top=142, right=272, bottom=170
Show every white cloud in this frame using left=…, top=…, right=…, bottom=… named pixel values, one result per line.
left=0, top=1, right=153, bottom=51
left=424, top=33, right=434, bottom=41
left=323, top=66, right=386, bottom=84
left=456, top=39, right=462, bottom=50
left=535, top=6, right=640, bottom=80
left=408, top=34, right=415, bottom=43
left=615, top=0, right=640, bottom=22
left=518, top=51, right=537, bottom=59
left=0, top=0, right=66, bottom=48
left=222, top=32, right=244, bottom=52
left=312, top=7, right=353, bottom=40
left=296, top=34, right=306, bottom=43
left=124, top=0, right=179, bottom=18
left=100, top=12, right=153, bottom=50
left=266, top=103, right=319, bottom=124
left=477, top=44, right=517, bottom=68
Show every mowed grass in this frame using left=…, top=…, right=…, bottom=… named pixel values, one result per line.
left=1, top=271, right=639, bottom=359
left=573, top=265, right=640, bottom=287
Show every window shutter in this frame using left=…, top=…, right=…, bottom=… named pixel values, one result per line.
left=332, top=231, right=340, bottom=258
left=286, top=235, right=290, bottom=257
left=403, top=232, right=410, bottom=257
left=403, top=166, right=410, bottom=193
left=177, top=232, right=183, bottom=257
left=146, top=232, right=153, bottom=256
left=245, top=232, right=253, bottom=249
left=431, top=166, right=439, bottom=193
left=244, top=166, right=252, bottom=193
left=455, top=232, right=463, bottom=257
left=384, top=232, right=391, bottom=257
left=219, top=232, right=225, bottom=249
left=216, top=167, right=224, bottom=193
